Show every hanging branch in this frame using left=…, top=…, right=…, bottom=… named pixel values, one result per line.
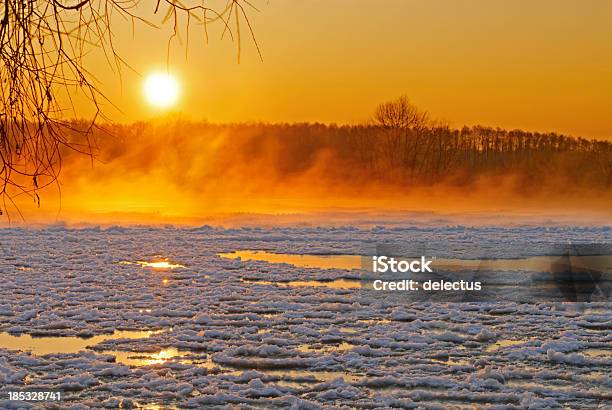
left=0, top=0, right=260, bottom=220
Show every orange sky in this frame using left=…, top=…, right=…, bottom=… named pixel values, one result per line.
left=82, top=0, right=612, bottom=139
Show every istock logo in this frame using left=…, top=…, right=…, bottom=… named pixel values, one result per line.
left=372, top=256, right=433, bottom=273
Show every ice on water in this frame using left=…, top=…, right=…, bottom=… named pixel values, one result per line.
left=0, top=225, right=610, bottom=408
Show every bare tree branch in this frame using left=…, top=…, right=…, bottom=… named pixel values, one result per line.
left=373, top=95, right=430, bottom=131
left=0, top=0, right=260, bottom=219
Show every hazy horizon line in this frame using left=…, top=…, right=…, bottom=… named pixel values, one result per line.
left=65, top=116, right=611, bottom=142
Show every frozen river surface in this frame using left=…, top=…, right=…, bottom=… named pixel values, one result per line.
left=0, top=225, right=610, bottom=409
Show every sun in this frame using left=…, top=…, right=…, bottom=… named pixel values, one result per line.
left=143, top=72, right=180, bottom=108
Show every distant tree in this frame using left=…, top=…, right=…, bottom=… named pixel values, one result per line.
left=373, top=95, right=430, bottom=130
left=372, top=96, right=431, bottom=174
left=0, top=0, right=259, bottom=217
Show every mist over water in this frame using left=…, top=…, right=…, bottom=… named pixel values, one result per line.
left=7, top=120, right=611, bottom=225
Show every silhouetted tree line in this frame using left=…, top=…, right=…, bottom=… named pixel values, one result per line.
left=228, top=123, right=611, bottom=189
left=47, top=92, right=611, bottom=201
left=69, top=115, right=611, bottom=194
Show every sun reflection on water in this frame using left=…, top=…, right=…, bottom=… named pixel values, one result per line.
left=111, top=348, right=182, bottom=366
left=107, top=347, right=217, bottom=368
left=139, top=260, right=184, bottom=269
left=0, top=330, right=161, bottom=355
left=120, top=258, right=185, bottom=270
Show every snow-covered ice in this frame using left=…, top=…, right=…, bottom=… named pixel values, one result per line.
left=0, top=225, right=609, bottom=408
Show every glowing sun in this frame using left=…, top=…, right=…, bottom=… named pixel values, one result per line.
left=143, top=72, right=180, bottom=108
